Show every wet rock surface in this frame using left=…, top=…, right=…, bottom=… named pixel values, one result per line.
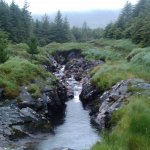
left=0, top=79, right=67, bottom=147
left=0, top=49, right=103, bottom=148
left=65, top=58, right=104, bottom=81
left=0, top=106, right=49, bottom=147
left=80, top=78, right=150, bottom=130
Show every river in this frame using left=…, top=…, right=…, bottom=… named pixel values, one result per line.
left=36, top=76, right=100, bottom=150
left=17, top=66, right=100, bottom=150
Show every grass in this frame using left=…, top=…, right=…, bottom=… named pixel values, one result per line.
left=0, top=38, right=149, bottom=149
left=89, top=38, right=137, bottom=54
left=91, top=62, right=150, bottom=91
left=6, top=43, right=52, bottom=65
left=92, top=96, right=150, bottom=150
left=90, top=41, right=150, bottom=91
left=0, top=57, right=51, bottom=98
left=27, top=84, right=41, bottom=98
left=90, top=39, right=150, bottom=150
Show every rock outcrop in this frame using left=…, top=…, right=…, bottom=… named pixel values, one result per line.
left=65, top=58, right=104, bottom=81
left=0, top=78, right=67, bottom=147
left=80, top=79, right=150, bottom=130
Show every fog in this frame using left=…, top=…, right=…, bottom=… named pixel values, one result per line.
left=6, top=0, right=138, bottom=14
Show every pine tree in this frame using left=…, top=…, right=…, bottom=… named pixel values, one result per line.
left=117, top=2, right=133, bottom=29
left=9, top=1, right=22, bottom=42
left=21, top=0, right=31, bottom=42
left=27, top=37, right=38, bottom=61
left=62, top=17, right=72, bottom=42
left=53, top=10, right=64, bottom=42
left=40, top=14, right=51, bottom=45
left=0, top=0, right=10, bottom=32
left=0, top=30, right=9, bottom=64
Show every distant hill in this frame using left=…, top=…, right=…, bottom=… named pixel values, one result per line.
left=32, top=10, right=121, bottom=29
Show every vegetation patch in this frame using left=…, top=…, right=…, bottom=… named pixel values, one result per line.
left=92, top=96, right=150, bottom=150
left=91, top=61, right=150, bottom=91
left=0, top=57, right=51, bottom=98
left=27, top=84, right=41, bottom=98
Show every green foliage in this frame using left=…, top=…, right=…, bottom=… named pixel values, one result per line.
left=34, top=11, right=73, bottom=45
left=111, top=39, right=137, bottom=53
left=127, top=47, right=150, bottom=61
left=27, top=37, right=38, bottom=61
left=91, top=62, right=134, bottom=91
left=89, top=39, right=137, bottom=58
left=0, top=0, right=31, bottom=43
left=127, top=47, right=150, bottom=67
left=103, top=0, right=150, bottom=47
left=0, top=57, right=50, bottom=98
left=91, top=59, right=150, bottom=91
left=92, top=96, right=150, bottom=150
left=27, top=84, right=41, bottom=98
left=83, top=48, right=120, bottom=61
left=0, top=30, right=9, bottom=63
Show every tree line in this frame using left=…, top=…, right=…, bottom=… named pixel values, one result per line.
left=0, top=0, right=103, bottom=46
left=103, top=0, right=150, bottom=47
left=0, top=0, right=149, bottom=47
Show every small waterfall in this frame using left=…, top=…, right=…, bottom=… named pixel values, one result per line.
left=37, top=66, right=100, bottom=150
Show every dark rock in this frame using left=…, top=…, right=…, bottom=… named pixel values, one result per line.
left=0, top=88, right=4, bottom=99
left=65, top=58, right=104, bottom=81
left=80, top=78, right=101, bottom=106
left=44, top=56, right=58, bottom=72
left=53, top=49, right=83, bottom=64
left=92, top=79, right=150, bottom=130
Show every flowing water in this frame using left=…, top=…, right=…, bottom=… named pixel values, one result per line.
left=36, top=76, right=100, bottom=150
left=16, top=66, right=100, bottom=150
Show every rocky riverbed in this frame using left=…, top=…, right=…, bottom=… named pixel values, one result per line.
left=0, top=49, right=103, bottom=149
left=1, top=48, right=149, bottom=150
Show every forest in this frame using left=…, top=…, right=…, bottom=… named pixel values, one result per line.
left=0, top=0, right=150, bottom=47
left=0, top=0, right=150, bottom=150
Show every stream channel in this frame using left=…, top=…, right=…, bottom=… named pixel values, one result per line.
left=18, top=66, right=100, bottom=150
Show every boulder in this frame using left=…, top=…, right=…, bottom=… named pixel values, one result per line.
left=92, top=79, right=150, bottom=129
left=80, top=78, right=101, bottom=106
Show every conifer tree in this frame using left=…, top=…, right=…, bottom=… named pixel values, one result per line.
left=27, top=36, right=38, bottom=61
left=0, top=30, right=9, bottom=64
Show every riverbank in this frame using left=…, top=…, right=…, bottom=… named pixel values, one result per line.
left=0, top=39, right=150, bottom=149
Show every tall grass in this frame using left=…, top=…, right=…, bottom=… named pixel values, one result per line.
left=0, top=57, right=51, bottom=98
left=92, top=96, right=150, bottom=150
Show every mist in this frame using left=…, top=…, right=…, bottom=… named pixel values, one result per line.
left=33, top=9, right=120, bottom=28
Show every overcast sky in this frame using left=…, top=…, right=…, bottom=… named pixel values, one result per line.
left=5, top=0, right=138, bottom=14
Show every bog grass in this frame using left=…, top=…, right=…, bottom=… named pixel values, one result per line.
left=0, top=57, right=51, bottom=98
left=92, top=96, right=150, bottom=150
